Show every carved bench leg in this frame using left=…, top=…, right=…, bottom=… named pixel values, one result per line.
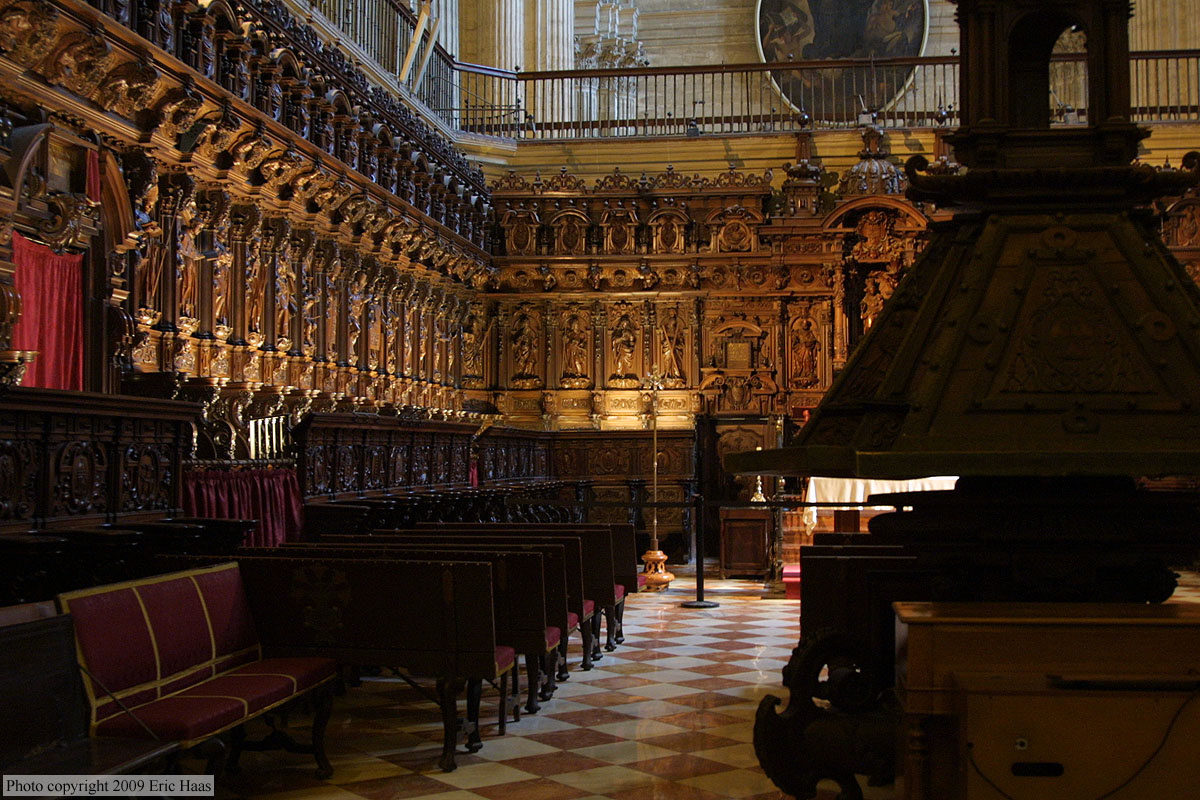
left=580, top=618, right=595, bottom=670
left=614, top=598, right=625, bottom=644
left=604, top=606, right=617, bottom=651
left=311, top=683, right=334, bottom=779
left=227, top=725, right=246, bottom=774
left=524, top=653, right=542, bottom=713
left=437, top=678, right=460, bottom=772
left=498, top=671, right=508, bottom=735
left=542, top=648, right=559, bottom=699
left=465, top=678, right=483, bottom=752
left=199, top=735, right=229, bottom=778
left=510, top=666, right=521, bottom=723
left=556, top=637, right=571, bottom=681
left=591, top=614, right=604, bottom=661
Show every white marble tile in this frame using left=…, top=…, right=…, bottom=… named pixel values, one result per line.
left=427, top=763, right=539, bottom=789
left=589, top=718, right=692, bottom=740
left=569, top=739, right=681, bottom=764
left=681, top=767, right=781, bottom=797
left=606, top=698, right=695, bottom=718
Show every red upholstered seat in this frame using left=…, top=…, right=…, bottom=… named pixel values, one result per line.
left=545, top=625, right=562, bottom=649
left=583, top=599, right=595, bottom=618
left=180, top=674, right=296, bottom=715
left=229, top=658, right=337, bottom=694
left=566, top=611, right=579, bottom=632
left=95, top=695, right=246, bottom=743
left=495, top=645, right=516, bottom=672
left=614, top=584, right=626, bottom=601
left=637, top=573, right=648, bottom=589
left=59, top=564, right=336, bottom=748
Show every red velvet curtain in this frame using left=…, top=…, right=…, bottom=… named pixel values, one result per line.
left=86, top=150, right=101, bottom=203
left=181, top=469, right=304, bottom=547
left=11, top=231, right=84, bottom=391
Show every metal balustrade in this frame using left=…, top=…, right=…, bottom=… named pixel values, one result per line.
left=434, top=51, right=1197, bottom=141
left=281, top=0, right=1200, bottom=141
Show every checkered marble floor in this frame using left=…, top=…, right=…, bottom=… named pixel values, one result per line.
left=214, top=567, right=831, bottom=800
left=212, top=568, right=1200, bottom=800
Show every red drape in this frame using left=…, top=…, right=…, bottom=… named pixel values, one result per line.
left=86, top=150, right=101, bottom=202
left=181, top=469, right=304, bottom=547
left=11, top=231, right=84, bottom=391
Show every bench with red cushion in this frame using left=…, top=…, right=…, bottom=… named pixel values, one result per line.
left=413, top=523, right=630, bottom=658
left=342, top=532, right=594, bottom=673
left=160, top=553, right=514, bottom=772
left=272, top=542, right=550, bottom=716
left=57, top=563, right=337, bottom=778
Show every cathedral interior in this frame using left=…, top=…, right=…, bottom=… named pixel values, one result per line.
left=1, top=0, right=1200, bottom=798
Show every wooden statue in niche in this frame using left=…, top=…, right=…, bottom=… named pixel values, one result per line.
left=510, top=305, right=542, bottom=388
left=610, top=309, right=638, bottom=386
left=860, top=262, right=900, bottom=332
left=346, top=270, right=368, bottom=362
left=658, top=305, right=686, bottom=387
left=460, top=304, right=491, bottom=387
left=177, top=198, right=202, bottom=325
left=560, top=309, right=591, bottom=388
left=790, top=316, right=820, bottom=389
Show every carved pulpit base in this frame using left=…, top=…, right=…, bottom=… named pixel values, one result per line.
left=641, top=549, right=674, bottom=591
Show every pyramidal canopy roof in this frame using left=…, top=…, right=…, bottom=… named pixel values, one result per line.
left=729, top=0, right=1200, bottom=480
left=729, top=182, right=1200, bottom=479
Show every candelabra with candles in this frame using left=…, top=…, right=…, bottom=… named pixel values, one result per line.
left=641, top=370, right=674, bottom=591
left=750, top=446, right=768, bottom=503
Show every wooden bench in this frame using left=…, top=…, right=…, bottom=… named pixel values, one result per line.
left=413, top=525, right=620, bottom=663
left=423, top=522, right=642, bottom=650
left=330, top=538, right=575, bottom=701
left=166, top=554, right=516, bottom=772
left=0, top=611, right=179, bottom=776
left=270, top=542, right=552, bottom=715
left=56, top=564, right=338, bottom=778
left=328, top=531, right=594, bottom=673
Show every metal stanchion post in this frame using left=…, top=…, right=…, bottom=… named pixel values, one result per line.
left=682, top=492, right=718, bottom=609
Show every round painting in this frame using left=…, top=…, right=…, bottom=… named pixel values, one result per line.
left=757, top=0, right=927, bottom=120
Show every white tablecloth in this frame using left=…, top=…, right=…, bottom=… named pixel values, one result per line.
left=802, top=476, right=958, bottom=530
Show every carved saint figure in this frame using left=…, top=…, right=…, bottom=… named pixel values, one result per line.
left=133, top=182, right=162, bottom=313
left=461, top=309, right=489, bottom=378
left=177, top=200, right=203, bottom=321
left=246, top=252, right=266, bottom=334
left=276, top=262, right=296, bottom=348
left=791, top=318, right=820, bottom=388
left=611, top=311, right=637, bottom=377
left=211, top=239, right=230, bottom=328
left=366, top=301, right=381, bottom=370
left=562, top=313, right=588, bottom=378
left=511, top=311, right=540, bottom=378
left=346, top=271, right=368, bottom=362
left=658, top=306, right=685, bottom=382
left=861, top=266, right=899, bottom=331
left=301, top=290, right=318, bottom=356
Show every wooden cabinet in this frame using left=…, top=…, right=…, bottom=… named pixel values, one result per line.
left=718, top=507, right=771, bottom=579
left=894, top=602, right=1200, bottom=799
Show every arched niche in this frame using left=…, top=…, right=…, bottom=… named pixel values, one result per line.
left=1008, top=10, right=1086, bottom=128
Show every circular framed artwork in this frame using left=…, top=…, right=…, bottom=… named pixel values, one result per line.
left=757, top=0, right=928, bottom=120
